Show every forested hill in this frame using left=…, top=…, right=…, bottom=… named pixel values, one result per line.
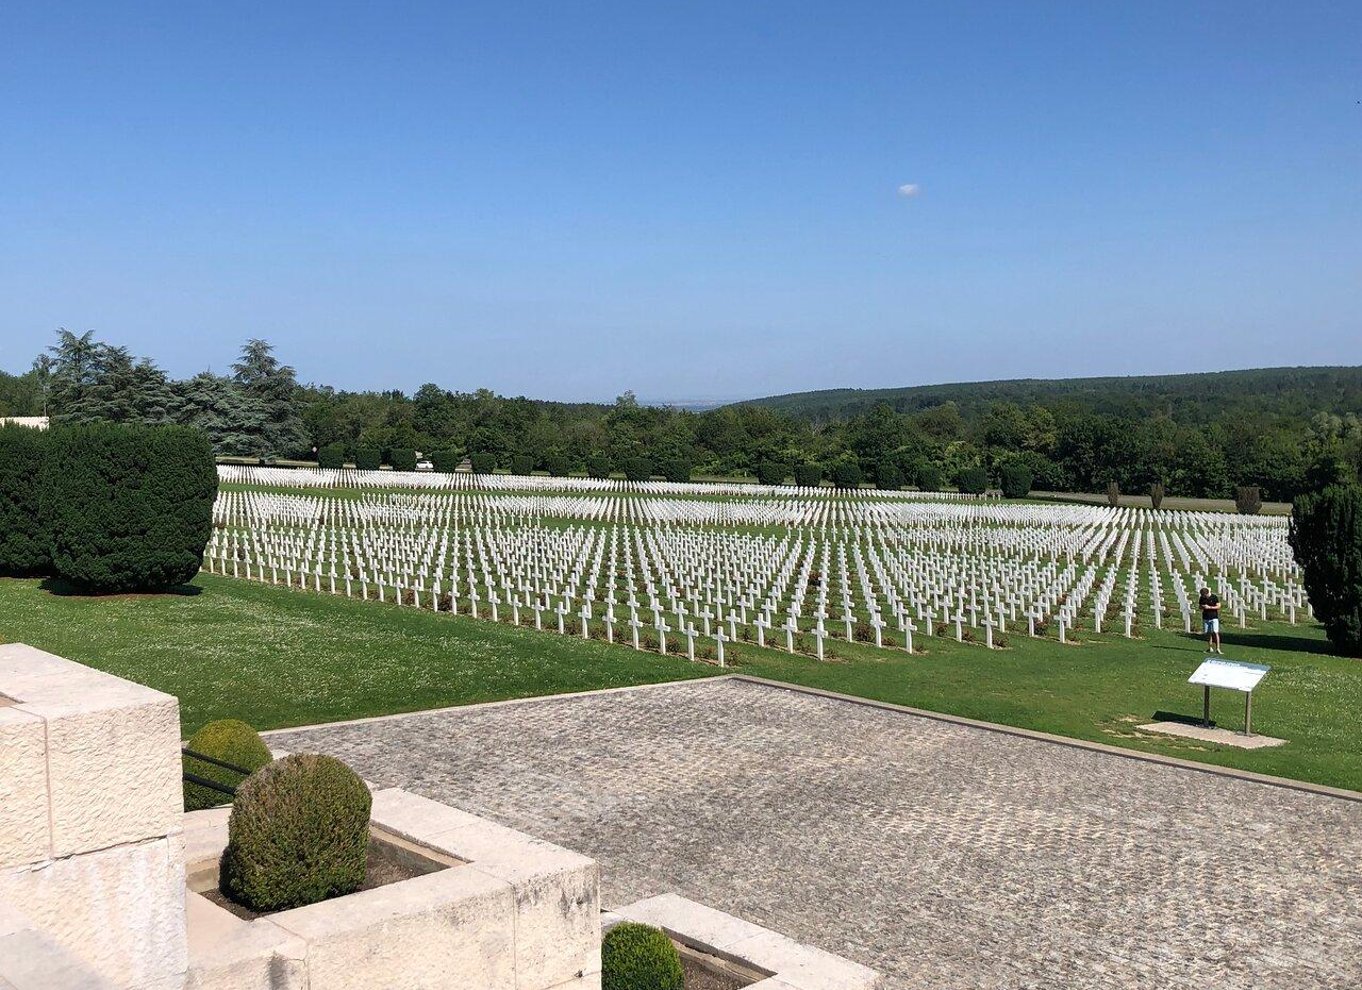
left=739, top=367, right=1362, bottom=425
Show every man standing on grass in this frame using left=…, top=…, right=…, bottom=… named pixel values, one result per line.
left=1199, top=587, right=1222, bottom=654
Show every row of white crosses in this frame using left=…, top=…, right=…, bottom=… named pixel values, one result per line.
left=204, top=488, right=1308, bottom=664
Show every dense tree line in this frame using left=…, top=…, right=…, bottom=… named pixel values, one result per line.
left=1, top=330, right=1358, bottom=499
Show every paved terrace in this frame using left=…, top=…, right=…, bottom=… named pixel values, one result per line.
left=270, top=678, right=1362, bottom=990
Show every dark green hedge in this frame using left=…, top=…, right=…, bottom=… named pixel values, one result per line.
left=915, top=463, right=944, bottom=492
left=586, top=455, right=612, bottom=479
left=388, top=448, right=417, bottom=472
left=544, top=453, right=570, bottom=477
left=874, top=461, right=903, bottom=490
left=957, top=466, right=989, bottom=495
left=316, top=444, right=345, bottom=469
left=831, top=461, right=863, bottom=489
left=1000, top=461, right=1033, bottom=499
left=0, top=424, right=50, bottom=575
left=509, top=453, right=535, bottom=476
left=793, top=463, right=823, bottom=488
left=756, top=460, right=789, bottom=486
left=41, top=424, right=218, bottom=593
left=621, top=456, right=653, bottom=482
left=470, top=452, right=496, bottom=474
left=431, top=449, right=461, bottom=473
left=658, top=458, right=691, bottom=483
left=219, top=754, right=371, bottom=913
left=353, top=448, right=381, bottom=471
left=1290, top=484, right=1362, bottom=656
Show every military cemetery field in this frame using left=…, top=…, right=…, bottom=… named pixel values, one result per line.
left=2, top=466, right=1359, bottom=792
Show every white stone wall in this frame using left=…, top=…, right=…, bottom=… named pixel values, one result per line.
left=0, top=644, right=186, bottom=989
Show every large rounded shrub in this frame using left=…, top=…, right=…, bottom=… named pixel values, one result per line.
left=316, top=444, right=346, bottom=469
left=40, top=424, right=217, bottom=593
left=586, top=455, right=612, bottom=479
left=602, top=922, right=683, bottom=990
left=0, top=424, right=50, bottom=575
left=219, top=753, right=371, bottom=913
left=658, top=458, right=691, bottom=483
left=956, top=466, right=989, bottom=495
left=999, top=461, right=1033, bottom=499
left=755, top=460, right=789, bottom=486
left=1290, top=483, right=1362, bottom=656
left=430, top=448, right=461, bottom=473
left=388, top=448, right=417, bottom=472
left=470, top=452, right=496, bottom=474
left=621, top=456, right=653, bottom=482
left=183, top=719, right=273, bottom=811
left=793, top=463, right=823, bottom=488
left=509, top=453, right=535, bottom=476
left=353, top=447, right=381, bottom=471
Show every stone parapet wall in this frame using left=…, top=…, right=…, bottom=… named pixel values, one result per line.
left=0, top=644, right=185, bottom=989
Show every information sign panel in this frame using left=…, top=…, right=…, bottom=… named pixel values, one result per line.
left=1187, top=658, right=1270, bottom=694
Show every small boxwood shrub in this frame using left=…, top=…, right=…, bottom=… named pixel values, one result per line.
left=0, top=424, right=50, bottom=575
left=183, top=719, right=272, bottom=812
left=353, top=448, right=381, bottom=471
left=316, top=444, right=345, bottom=469
left=793, top=463, right=823, bottom=488
left=470, top=452, right=496, bottom=474
left=602, top=922, right=683, bottom=990
left=622, top=456, right=653, bottom=482
left=510, top=453, right=535, bottom=476
left=219, top=753, right=371, bottom=913
left=41, top=424, right=218, bottom=593
left=387, top=448, right=417, bottom=472
left=430, top=448, right=461, bottom=473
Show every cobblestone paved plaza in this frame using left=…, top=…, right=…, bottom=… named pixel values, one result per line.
left=271, top=678, right=1362, bottom=989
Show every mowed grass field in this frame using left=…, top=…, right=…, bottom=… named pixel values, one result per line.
left=1, top=573, right=1358, bottom=791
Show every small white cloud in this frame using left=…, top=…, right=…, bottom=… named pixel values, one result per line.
left=897, top=183, right=921, bottom=198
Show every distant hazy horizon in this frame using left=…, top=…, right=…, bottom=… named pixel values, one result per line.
left=3, top=3, right=1358, bottom=401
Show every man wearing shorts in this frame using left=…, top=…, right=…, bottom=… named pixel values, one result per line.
left=1199, top=587, right=1221, bottom=654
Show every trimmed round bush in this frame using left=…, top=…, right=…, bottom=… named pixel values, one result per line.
left=40, top=423, right=218, bottom=593
left=915, top=463, right=944, bottom=492
left=316, top=443, right=345, bottom=469
left=874, top=461, right=904, bottom=491
left=353, top=447, right=381, bottom=471
left=509, top=453, right=535, bottom=476
left=388, top=448, right=417, bottom=472
left=183, top=719, right=273, bottom=812
left=602, top=922, right=683, bottom=990
left=622, top=456, right=653, bottom=482
left=793, top=463, right=823, bottom=488
left=430, top=448, right=461, bottom=473
left=586, top=455, right=613, bottom=479
left=831, top=460, right=863, bottom=489
left=956, top=466, right=989, bottom=495
left=658, top=458, right=691, bottom=483
left=999, top=461, right=1033, bottom=499
left=0, top=424, right=50, bottom=575
left=470, top=451, right=496, bottom=474
left=544, top=453, right=570, bottom=477
left=755, top=460, right=789, bottom=486
left=219, top=753, right=371, bottom=913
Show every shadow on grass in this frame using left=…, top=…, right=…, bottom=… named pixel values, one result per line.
left=38, top=577, right=203, bottom=599
left=1152, top=709, right=1216, bottom=728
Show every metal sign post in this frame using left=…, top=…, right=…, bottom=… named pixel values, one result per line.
left=1187, top=658, right=1270, bottom=736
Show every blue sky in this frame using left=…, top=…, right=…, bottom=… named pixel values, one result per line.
left=2, top=2, right=1359, bottom=402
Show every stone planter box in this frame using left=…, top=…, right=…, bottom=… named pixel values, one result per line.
left=605, top=894, right=880, bottom=990
left=184, top=788, right=600, bottom=990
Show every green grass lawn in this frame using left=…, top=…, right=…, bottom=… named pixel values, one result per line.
left=2, top=573, right=1358, bottom=791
